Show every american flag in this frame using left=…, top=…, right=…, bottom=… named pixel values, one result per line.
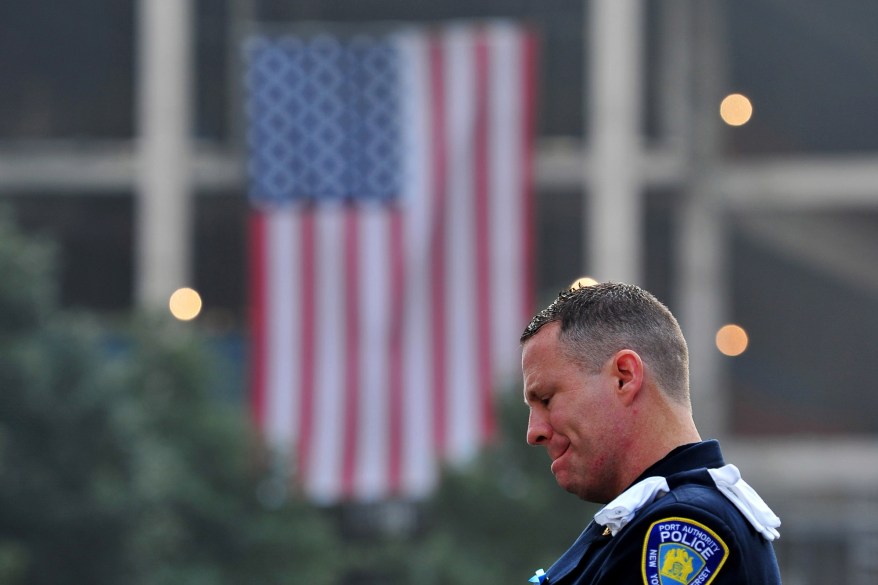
left=244, top=21, right=537, bottom=503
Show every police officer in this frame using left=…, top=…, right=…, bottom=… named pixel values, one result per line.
left=521, top=282, right=782, bottom=584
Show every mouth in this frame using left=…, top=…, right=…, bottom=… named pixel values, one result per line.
left=550, top=445, right=569, bottom=474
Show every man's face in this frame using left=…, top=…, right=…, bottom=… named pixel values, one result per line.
left=522, top=322, right=623, bottom=503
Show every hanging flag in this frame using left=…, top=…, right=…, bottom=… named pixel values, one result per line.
left=244, top=21, right=537, bottom=503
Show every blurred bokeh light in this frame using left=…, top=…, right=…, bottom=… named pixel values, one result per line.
left=715, top=323, right=749, bottom=356
left=720, top=93, right=753, bottom=126
left=570, top=276, right=599, bottom=289
left=169, top=287, right=202, bottom=321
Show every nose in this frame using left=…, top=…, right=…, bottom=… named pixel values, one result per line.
left=526, top=409, right=551, bottom=446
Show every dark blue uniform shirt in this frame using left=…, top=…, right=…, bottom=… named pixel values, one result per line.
left=536, top=440, right=782, bottom=584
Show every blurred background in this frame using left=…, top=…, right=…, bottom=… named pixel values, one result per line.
left=1, top=1, right=877, bottom=584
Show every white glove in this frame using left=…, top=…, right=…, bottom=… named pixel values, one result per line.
left=708, top=464, right=781, bottom=541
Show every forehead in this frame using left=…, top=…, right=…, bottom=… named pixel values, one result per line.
left=521, top=323, right=572, bottom=396
left=522, top=321, right=562, bottom=362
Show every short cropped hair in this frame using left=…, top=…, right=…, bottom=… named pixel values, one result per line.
left=521, top=282, right=690, bottom=404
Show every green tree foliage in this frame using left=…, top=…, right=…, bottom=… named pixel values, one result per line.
left=116, top=320, right=342, bottom=585
left=422, top=394, right=599, bottom=584
left=0, top=208, right=594, bottom=585
left=0, top=212, right=341, bottom=585
left=337, top=393, right=598, bottom=585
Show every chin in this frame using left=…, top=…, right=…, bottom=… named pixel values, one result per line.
left=553, top=473, right=572, bottom=493
left=555, top=475, right=584, bottom=499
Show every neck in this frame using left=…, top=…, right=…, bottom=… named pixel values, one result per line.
left=613, top=395, right=701, bottom=497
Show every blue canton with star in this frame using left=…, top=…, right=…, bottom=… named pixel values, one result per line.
left=244, top=33, right=403, bottom=206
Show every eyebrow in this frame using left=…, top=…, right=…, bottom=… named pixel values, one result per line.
left=523, top=388, right=542, bottom=405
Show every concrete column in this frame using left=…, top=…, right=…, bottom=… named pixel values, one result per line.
left=657, top=0, right=693, bottom=150
left=586, top=0, right=644, bottom=284
left=135, top=0, right=194, bottom=309
left=677, top=192, right=728, bottom=437
left=675, top=0, right=730, bottom=438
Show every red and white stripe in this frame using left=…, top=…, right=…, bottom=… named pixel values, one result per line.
left=249, top=22, right=537, bottom=503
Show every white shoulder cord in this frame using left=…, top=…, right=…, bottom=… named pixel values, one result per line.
left=593, top=464, right=781, bottom=540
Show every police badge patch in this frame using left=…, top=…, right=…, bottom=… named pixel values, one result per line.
left=642, top=517, right=729, bottom=585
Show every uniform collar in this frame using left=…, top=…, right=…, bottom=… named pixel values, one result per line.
left=628, top=440, right=725, bottom=488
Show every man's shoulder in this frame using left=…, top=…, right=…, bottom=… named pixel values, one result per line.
left=613, top=482, right=781, bottom=584
left=646, top=479, right=757, bottom=540
left=665, top=479, right=740, bottom=515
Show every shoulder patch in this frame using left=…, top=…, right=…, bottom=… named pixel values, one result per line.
left=641, top=517, right=729, bottom=585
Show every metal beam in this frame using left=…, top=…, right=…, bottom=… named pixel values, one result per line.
left=4, top=142, right=878, bottom=210
left=586, top=0, right=645, bottom=284
left=674, top=0, right=729, bottom=438
left=0, top=143, right=134, bottom=193
left=0, top=142, right=242, bottom=194
left=726, top=439, right=878, bottom=496
left=135, top=0, right=194, bottom=309
left=719, top=156, right=878, bottom=209
left=535, top=142, right=684, bottom=192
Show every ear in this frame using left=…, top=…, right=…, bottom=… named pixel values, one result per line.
left=612, top=349, right=644, bottom=406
